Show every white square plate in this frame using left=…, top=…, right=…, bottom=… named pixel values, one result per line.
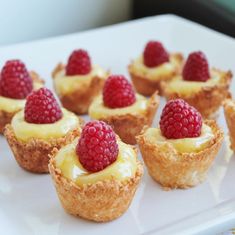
left=0, top=15, right=235, bottom=235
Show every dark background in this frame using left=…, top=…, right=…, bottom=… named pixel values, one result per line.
left=132, top=0, right=235, bottom=37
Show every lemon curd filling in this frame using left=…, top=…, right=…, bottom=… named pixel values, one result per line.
left=12, top=108, right=80, bottom=141
left=0, top=81, right=44, bottom=113
left=33, top=81, right=44, bottom=90
left=55, top=139, right=137, bottom=186
left=165, top=70, right=221, bottom=96
left=145, top=124, right=214, bottom=153
left=131, top=55, right=178, bottom=80
left=0, top=97, right=25, bottom=113
left=54, top=65, right=108, bottom=96
left=89, top=94, right=148, bottom=119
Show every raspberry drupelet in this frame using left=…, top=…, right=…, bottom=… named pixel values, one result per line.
left=76, top=121, right=119, bottom=172
left=183, top=51, right=210, bottom=82
left=103, top=75, right=136, bottom=108
left=0, top=59, right=33, bottom=99
left=143, top=40, right=169, bottom=68
left=160, top=99, right=202, bottom=139
left=66, top=49, right=91, bottom=76
left=24, top=87, right=62, bottom=124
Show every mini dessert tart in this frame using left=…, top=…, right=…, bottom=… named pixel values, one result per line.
left=49, top=121, right=143, bottom=222
left=4, top=88, right=82, bottom=173
left=162, top=51, right=232, bottom=118
left=223, top=99, right=235, bottom=151
left=52, top=49, right=109, bottom=114
left=128, top=40, right=183, bottom=96
left=0, top=60, right=44, bottom=133
left=89, top=75, right=160, bottom=145
left=137, top=99, right=223, bottom=189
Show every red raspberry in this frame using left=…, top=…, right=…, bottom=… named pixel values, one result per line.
left=160, top=99, right=202, bottom=139
left=143, top=40, right=169, bottom=67
left=103, top=75, right=136, bottom=108
left=65, top=49, right=91, bottom=75
left=183, top=51, right=210, bottom=82
left=76, top=121, right=119, bottom=172
left=24, top=87, right=62, bottom=124
left=0, top=60, right=33, bottom=99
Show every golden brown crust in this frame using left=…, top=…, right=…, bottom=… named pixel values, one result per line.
left=30, top=70, right=45, bottom=85
left=4, top=124, right=81, bottom=173
left=129, top=53, right=183, bottom=96
left=223, top=99, right=235, bottom=151
left=97, top=91, right=160, bottom=145
left=52, top=63, right=108, bottom=115
left=162, top=68, right=233, bottom=119
left=0, top=110, right=15, bottom=134
left=52, top=63, right=64, bottom=79
left=136, top=120, right=224, bottom=189
left=0, top=71, right=44, bottom=134
left=48, top=147, right=143, bottom=222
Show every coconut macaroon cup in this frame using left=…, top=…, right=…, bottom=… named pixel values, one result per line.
left=161, top=51, right=232, bottom=119
left=223, top=99, right=235, bottom=152
left=4, top=88, right=82, bottom=173
left=52, top=49, right=109, bottom=115
left=128, top=40, right=183, bottom=96
left=0, top=60, right=44, bottom=133
left=49, top=121, right=143, bottom=222
left=89, top=75, right=160, bottom=145
left=137, top=99, right=223, bottom=189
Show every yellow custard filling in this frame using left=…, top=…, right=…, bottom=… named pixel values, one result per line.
left=165, top=70, right=220, bottom=96
left=55, top=139, right=137, bottom=186
left=0, top=81, right=44, bottom=113
left=131, top=55, right=178, bottom=80
left=12, top=108, right=80, bottom=141
left=145, top=124, right=214, bottom=153
left=54, top=65, right=108, bottom=96
left=89, top=94, right=148, bottom=119
left=33, top=81, right=44, bottom=90
left=0, top=97, right=25, bottom=113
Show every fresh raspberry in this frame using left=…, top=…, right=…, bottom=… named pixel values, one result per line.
left=0, top=60, right=33, bottom=99
left=76, top=121, right=119, bottom=172
left=183, top=51, right=210, bottom=82
left=103, top=75, right=136, bottom=108
left=143, top=40, right=169, bottom=67
left=24, top=87, right=62, bottom=124
left=160, top=99, right=202, bottom=139
left=65, top=49, right=91, bottom=75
